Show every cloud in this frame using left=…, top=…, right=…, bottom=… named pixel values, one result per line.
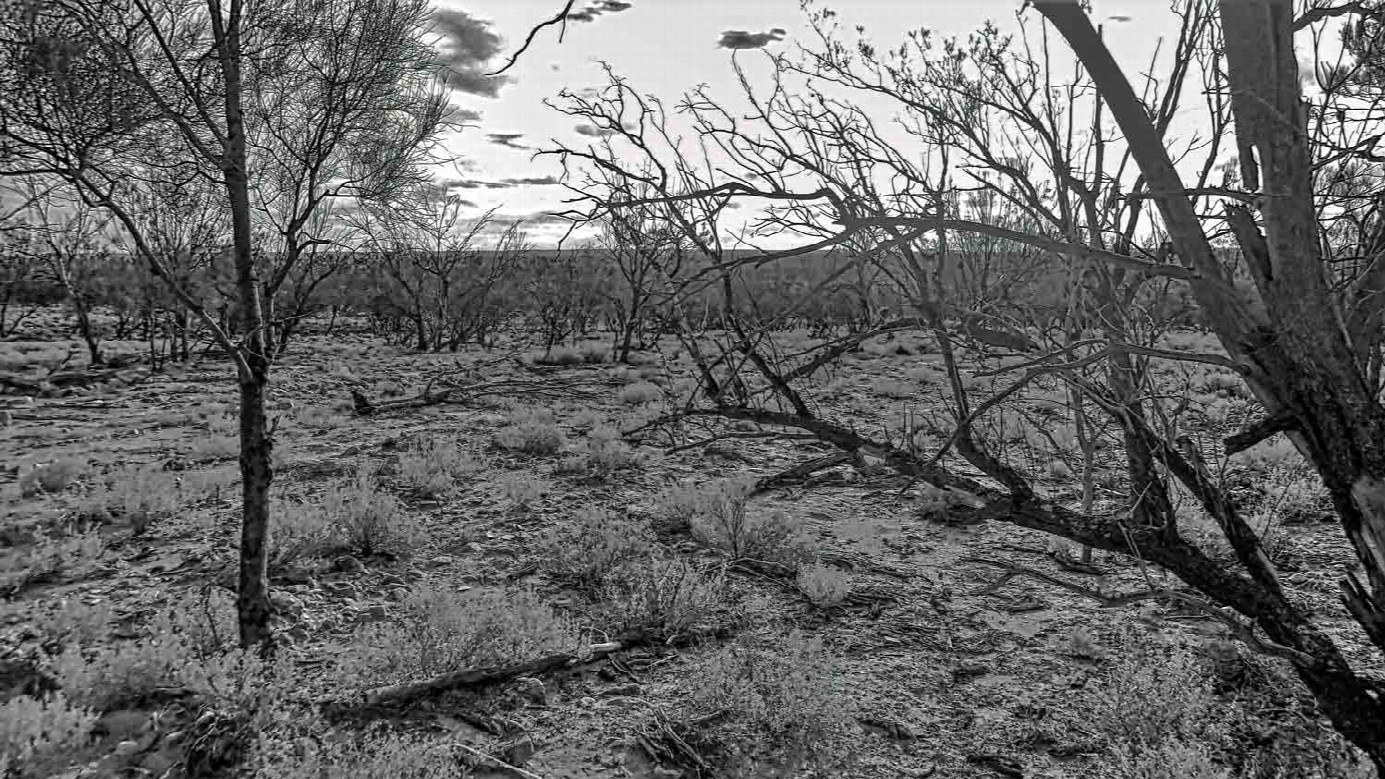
left=453, top=108, right=483, bottom=123
left=501, top=175, right=560, bottom=185
left=452, top=198, right=478, bottom=207
left=718, top=28, right=787, bottom=50
left=566, top=0, right=633, bottom=23
left=575, top=123, right=617, bottom=138
left=486, top=133, right=531, bottom=150
left=432, top=10, right=510, bottom=97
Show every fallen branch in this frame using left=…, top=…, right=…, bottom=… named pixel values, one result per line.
left=361, top=630, right=646, bottom=707
left=350, top=372, right=619, bottom=416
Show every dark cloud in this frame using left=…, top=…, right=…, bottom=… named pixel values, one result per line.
left=566, top=0, right=632, bottom=24
left=575, top=123, right=617, bottom=138
left=486, top=133, right=531, bottom=150
left=453, top=198, right=477, bottom=207
left=432, top=10, right=510, bottom=97
left=453, top=108, right=483, bottom=123
left=501, top=175, right=559, bottom=186
left=718, top=28, right=787, bottom=50
left=438, top=177, right=478, bottom=189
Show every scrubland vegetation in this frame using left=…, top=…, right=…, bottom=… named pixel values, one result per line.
left=4, top=0, right=1385, bottom=778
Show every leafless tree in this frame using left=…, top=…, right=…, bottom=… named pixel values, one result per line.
left=0, top=0, right=457, bottom=648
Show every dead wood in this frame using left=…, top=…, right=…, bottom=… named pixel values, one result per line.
left=360, top=630, right=647, bottom=708
left=349, top=371, right=620, bottom=416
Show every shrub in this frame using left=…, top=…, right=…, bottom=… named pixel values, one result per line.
left=686, top=480, right=810, bottom=565
left=76, top=465, right=183, bottom=534
left=582, top=426, right=641, bottom=476
left=796, top=561, right=850, bottom=609
left=618, top=381, right=662, bottom=405
left=396, top=439, right=482, bottom=500
left=536, top=347, right=584, bottom=366
left=325, top=467, right=425, bottom=560
left=537, top=509, right=655, bottom=590
left=270, top=496, right=342, bottom=568
left=18, top=458, right=86, bottom=497
left=495, top=471, right=549, bottom=509
left=339, top=587, right=581, bottom=688
left=597, top=556, right=725, bottom=639
left=0, top=693, right=97, bottom=777
left=1087, top=639, right=1227, bottom=751
left=1111, top=740, right=1233, bottom=779
left=0, top=531, right=105, bottom=596
left=249, top=727, right=464, bottom=779
left=679, top=630, right=858, bottom=771
left=492, top=406, right=565, bottom=455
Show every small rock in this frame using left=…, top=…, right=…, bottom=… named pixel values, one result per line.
left=269, top=592, right=303, bottom=619
left=114, top=740, right=142, bottom=757
left=578, top=696, right=597, bottom=708
left=380, top=573, right=407, bottom=587
left=332, top=555, right=365, bottom=574
left=464, top=542, right=484, bottom=554
left=514, top=677, right=546, bottom=706
left=387, top=587, right=410, bottom=602
left=94, top=710, right=149, bottom=741
left=429, top=556, right=453, bottom=569
left=1288, top=572, right=1309, bottom=585
left=359, top=604, right=388, bottom=621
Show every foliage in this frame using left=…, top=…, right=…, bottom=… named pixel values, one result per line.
left=678, top=630, right=859, bottom=771
left=596, top=556, right=726, bottom=639
left=492, top=405, right=566, bottom=455
left=537, top=509, right=656, bottom=590
left=684, top=479, right=811, bottom=565
left=339, top=587, right=582, bottom=688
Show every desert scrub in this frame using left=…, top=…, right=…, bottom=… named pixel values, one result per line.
left=339, top=587, right=582, bottom=688
left=537, top=509, right=655, bottom=590
left=45, top=593, right=287, bottom=714
left=0, top=530, right=104, bottom=596
left=618, top=381, right=662, bottom=405
left=396, top=438, right=483, bottom=499
left=597, top=556, right=725, bottom=640
left=249, top=726, right=464, bottom=779
left=76, top=465, right=184, bottom=534
left=0, top=692, right=98, bottom=777
left=678, top=630, right=858, bottom=772
left=560, top=425, right=641, bottom=478
left=491, top=405, right=565, bottom=455
left=269, top=495, right=341, bottom=568
left=326, top=466, right=425, bottom=560
left=18, top=457, right=87, bottom=497
left=1064, top=630, right=1238, bottom=766
left=684, top=479, right=811, bottom=566
left=796, top=561, right=850, bottom=609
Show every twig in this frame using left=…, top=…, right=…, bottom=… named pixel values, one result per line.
left=451, top=742, right=549, bottom=779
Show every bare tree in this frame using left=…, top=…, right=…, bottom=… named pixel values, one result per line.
left=0, top=0, right=458, bottom=649
left=534, top=0, right=1385, bottom=764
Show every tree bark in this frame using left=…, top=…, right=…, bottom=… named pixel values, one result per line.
left=212, top=0, right=274, bottom=650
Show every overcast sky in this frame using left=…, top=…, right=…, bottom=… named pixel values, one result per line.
left=425, top=1, right=1210, bottom=245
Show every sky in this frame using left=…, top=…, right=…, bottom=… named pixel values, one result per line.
left=422, top=1, right=1255, bottom=246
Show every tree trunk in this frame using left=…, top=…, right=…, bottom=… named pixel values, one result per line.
left=213, top=0, right=274, bottom=651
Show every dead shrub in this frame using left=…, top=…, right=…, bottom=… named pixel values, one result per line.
left=796, top=561, right=850, bottom=609
left=326, top=467, right=425, bottom=560
left=597, top=556, right=725, bottom=640
left=18, top=458, right=86, bottom=497
left=685, top=479, right=811, bottom=565
left=0, top=531, right=105, bottom=596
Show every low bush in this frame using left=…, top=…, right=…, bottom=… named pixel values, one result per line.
left=492, top=406, right=565, bottom=455
left=685, top=479, right=811, bottom=565
left=618, top=381, right=662, bottom=405
left=76, top=465, right=184, bottom=534
left=0, top=531, right=105, bottom=596
left=339, top=587, right=582, bottom=688
left=396, top=439, right=483, bottom=500
left=325, top=467, right=425, bottom=560
left=677, top=630, right=858, bottom=772
left=597, top=556, right=725, bottom=640
left=18, top=458, right=86, bottom=497
left=249, top=727, right=464, bottom=779
left=0, top=692, right=98, bottom=777
left=537, top=509, right=656, bottom=590
left=796, top=561, right=850, bottom=609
